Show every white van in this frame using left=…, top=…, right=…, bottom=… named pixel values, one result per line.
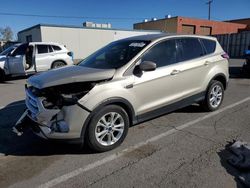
left=0, top=42, right=74, bottom=81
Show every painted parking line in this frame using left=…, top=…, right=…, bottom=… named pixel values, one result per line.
left=38, top=96, right=250, bottom=188
left=0, top=102, right=25, bottom=110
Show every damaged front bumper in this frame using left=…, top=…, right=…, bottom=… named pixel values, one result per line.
left=13, top=110, right=51, bottom=139
left=13, top=88, right=90, bottom=140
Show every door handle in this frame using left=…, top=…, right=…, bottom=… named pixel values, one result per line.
left=170, top=69, right=180, bottom=75
left=204, top=61, right=211, bottom=66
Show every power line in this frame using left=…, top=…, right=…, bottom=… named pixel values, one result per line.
left=0, top=12, right=145, bottom=21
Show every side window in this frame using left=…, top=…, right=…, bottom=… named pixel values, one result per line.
left=48, top=45, right=53, bottom=53
left=177, top=38, right=204, bottom=62
left=201, top=39, right=216, bottom=54
left=52, top=45, right=62, bottom=51
left=12, top=44, right=28, bottom=56
left=141, top=39, right=177, bottom=68
left=37, top=45, right=49, bottom=54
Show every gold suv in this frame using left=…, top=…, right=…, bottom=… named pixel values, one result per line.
left=14, top=34, right=229, bottom=152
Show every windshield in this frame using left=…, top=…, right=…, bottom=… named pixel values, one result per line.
left=0, top=45, right=16, bottom=56
left=79, top=40, right=150, bottom=69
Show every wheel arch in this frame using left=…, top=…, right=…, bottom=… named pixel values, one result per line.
left=51, top=59, right=67, bottom=69
left=213, top=73, right=228, bottom=90
left=80, top=97, right=136, bottom=142
left=207, top=73, right=228, bottom=91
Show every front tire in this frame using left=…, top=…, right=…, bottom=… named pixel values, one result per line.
left=201, top=80, right=224, bottom=112
left=86, top=105, right=129, bottom=152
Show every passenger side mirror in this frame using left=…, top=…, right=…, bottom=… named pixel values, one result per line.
left=139, top=61, right=156, bottom=71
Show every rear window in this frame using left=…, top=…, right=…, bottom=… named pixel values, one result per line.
left=201, top=39, right=216, bottom=54
left=176, top=38, right=204, bottom=62
left=37, top=45, right=49, bottom=54
left=52, top=45, right=62, bottom=51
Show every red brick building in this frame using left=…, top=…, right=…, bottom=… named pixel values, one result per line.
left=134, top=16, right=248, bottom=35
left=226, top=18, right=250, bottom=31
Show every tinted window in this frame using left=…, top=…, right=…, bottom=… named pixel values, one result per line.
left=48, top=45, right=53, bottom=53
left=177, top=38, right=204, bottom=62
left=37, top=45, right=49, bottom=54
left=141, top=39, right=177, bottom=68
left=52, top=45, right=61, bottom=51
left=201, top=39, right=216, bottom=54
left=79, top=40, right=150, bottom=69
left=12, top=44, right=29, bottom=56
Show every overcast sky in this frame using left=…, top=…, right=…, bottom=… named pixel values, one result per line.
left=0, top=0, right=249, bottom=37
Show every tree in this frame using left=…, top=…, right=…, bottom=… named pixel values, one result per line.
left=0, top=26, right=13, bottom=41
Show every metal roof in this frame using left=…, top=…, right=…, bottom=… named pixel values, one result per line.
left=18, top=23, right=160, bottom=34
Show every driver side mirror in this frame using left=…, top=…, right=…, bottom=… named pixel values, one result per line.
left=139, top=61, right=157, bottom=71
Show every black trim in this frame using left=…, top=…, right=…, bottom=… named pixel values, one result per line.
left=77, top=102, right=92, bottom=113
left=136, top=92, right=205, bottom=124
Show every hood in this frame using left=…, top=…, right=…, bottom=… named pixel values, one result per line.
left=28, top=65, right=116, bottom=89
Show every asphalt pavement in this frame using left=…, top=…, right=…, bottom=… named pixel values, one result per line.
left=0, top=59, right=250, bottom=188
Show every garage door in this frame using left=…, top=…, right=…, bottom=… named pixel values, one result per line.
left=200, top=26, right=212, bottom=35
left=182, top=25, right=196, bottom=34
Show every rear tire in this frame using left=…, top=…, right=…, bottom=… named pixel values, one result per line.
left=51, top=61, right=66, bottom=69
left=86, top=105, right=129, bottom=152
left=201, top=80, right=224, bottom=112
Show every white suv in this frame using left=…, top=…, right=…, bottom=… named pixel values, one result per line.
left=0, top=42, right=73, bottom=81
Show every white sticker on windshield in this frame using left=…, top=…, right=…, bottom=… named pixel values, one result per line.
left=129, top=42, right=146, bottom=47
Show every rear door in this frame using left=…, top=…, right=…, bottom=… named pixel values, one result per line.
left=35, top=44, right=53, bottom=71
left=8, top=43, right=28, bottom=75
left=173, top=37, right=209, bottom=95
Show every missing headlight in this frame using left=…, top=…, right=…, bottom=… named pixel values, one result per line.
left=41, top=82, right=96, bottom=109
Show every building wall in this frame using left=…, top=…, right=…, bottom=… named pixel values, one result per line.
left=177, top=17, right=247, bottom=35
left=134, top=16, right=247, bottom=35
left=226, top=18, right=250, bottom=31
left=40, top=26, right=114, bottom=59
left=17, top=27, right=42, bottom=42
left=18, top=25, right=160, bottom=59
left=134, top=17, right=178, bottom=33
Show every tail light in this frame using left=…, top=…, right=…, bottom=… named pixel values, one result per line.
left=221, top=53, right=229, bottom=60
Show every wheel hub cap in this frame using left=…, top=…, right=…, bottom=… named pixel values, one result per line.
left=209, top=85, right=222, bottom=108
left=95, top=112, right=125, bottom=146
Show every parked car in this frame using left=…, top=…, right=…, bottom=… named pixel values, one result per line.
left=14, top=34, right=229, bottom=152
left=0, top=42, right=74, bottom=81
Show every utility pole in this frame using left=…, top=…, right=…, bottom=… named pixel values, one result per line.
left=206, top=0, right=213, bottom=20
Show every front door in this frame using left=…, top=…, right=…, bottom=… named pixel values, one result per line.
left=132, top=39, right=184, bottom=115
left=8, top=43, right=28, bottom=75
